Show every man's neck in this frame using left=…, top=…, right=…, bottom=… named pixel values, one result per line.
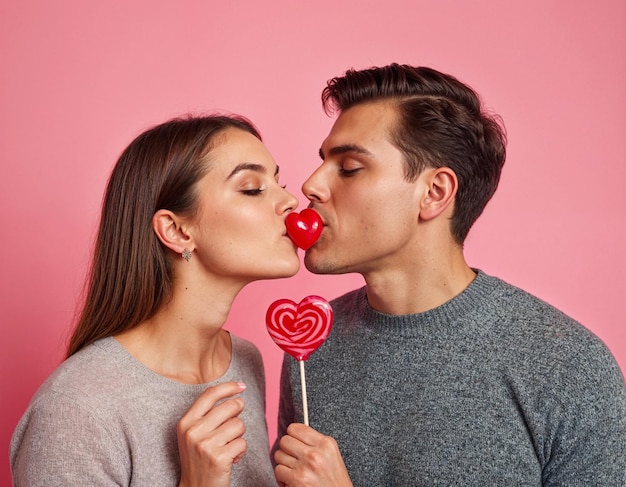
left=363, top=256, right=476, bottom=316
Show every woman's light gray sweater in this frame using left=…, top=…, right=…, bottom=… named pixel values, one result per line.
left=275, top=270, right=626, bottom=486
left=11, top=335, right=277, bottom=486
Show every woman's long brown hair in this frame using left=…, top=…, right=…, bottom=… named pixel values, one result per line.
left=67, top=115, right=260, bottom=357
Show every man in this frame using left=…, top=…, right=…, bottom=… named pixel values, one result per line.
left=273, top=64, right=626, bottom=486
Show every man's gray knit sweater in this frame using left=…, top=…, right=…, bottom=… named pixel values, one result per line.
left=275, top=270, right=626, bottom=486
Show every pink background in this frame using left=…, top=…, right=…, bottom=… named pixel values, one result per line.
left=1, top=1, right=625, bottom=483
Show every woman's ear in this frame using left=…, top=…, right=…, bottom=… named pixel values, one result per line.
left=152, top=209, right=193, bottom=254
left=419, top=167, right=458, bottom=221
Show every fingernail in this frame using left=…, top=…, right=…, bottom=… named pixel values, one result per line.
left=237, top=382, right=247, bottom=390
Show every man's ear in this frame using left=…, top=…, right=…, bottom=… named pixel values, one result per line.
left=419, top=167, right=458, bottom=221
left=152, top=209, right=193, bottom=254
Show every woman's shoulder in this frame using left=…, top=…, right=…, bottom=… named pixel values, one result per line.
left=10, top=338, right=135, bottom=466
left=229, top=333, right=263, bottom=365
left=10, top=342, right=133, bottom=484
left=227, top=332, right=266, bottom=385
left=26, top=337, right=142, bottom=409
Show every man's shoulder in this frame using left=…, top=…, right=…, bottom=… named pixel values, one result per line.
left=476, top=270, right=580, bottom=324
left=477, top=272, right=621, bottom=372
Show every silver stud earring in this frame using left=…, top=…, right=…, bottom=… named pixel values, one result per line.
left=181, top=248, right=192, bottom=262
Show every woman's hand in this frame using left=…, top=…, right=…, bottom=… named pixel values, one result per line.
left=274, top=423, right=353, bottom=487
left=177, top=381, right=247, bottom=487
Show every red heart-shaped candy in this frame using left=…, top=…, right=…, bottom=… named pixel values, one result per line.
left=285, top=209, right=322, bottom=250
left=266, top=295, right=333, bottom=361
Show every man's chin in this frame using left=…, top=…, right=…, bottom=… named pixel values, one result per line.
left=304, top=252, right=344, bottom=275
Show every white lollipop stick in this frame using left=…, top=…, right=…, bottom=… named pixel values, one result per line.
left=299, top=360, right=309, bottom=426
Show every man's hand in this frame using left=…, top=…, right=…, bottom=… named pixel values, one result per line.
left=274, top=423, right=353, bottom=487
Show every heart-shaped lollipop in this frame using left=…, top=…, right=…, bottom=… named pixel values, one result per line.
left=285, top=209, right=323, bottom=250
left=266, top=295, right=333, bottom=425
left=266, top=295, right=333, bottom=361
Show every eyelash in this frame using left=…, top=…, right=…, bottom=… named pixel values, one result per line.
left=242, top=188, right=265, bottom=196
left=339, top=167, right=361, bottom=176
left=241, top=183, right=286, bottom=196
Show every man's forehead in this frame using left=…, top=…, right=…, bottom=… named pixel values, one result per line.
left=321, top=101, right=396, bottom=154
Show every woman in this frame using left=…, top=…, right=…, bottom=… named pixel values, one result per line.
left=10, top=115, right=300, bottom=486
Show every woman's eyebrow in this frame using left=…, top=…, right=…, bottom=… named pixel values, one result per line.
left=226, top=163, right=266, bottom=180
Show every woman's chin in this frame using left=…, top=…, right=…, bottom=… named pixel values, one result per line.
left=250, top=258, right=301, bottom=281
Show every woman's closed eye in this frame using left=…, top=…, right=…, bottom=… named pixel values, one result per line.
left=241, top=187, right=265, bottom=196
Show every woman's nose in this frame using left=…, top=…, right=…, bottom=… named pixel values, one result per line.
left=278, top=187, right=299, bottom=214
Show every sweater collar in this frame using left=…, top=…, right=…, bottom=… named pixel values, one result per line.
left=354, top=270, right=497, bottom=333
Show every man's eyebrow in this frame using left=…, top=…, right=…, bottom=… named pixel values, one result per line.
left=226, top=163, right=270, bottom=180
left=319, top=144, right=373, bottom=160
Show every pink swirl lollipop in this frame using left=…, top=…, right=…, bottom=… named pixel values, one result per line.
left=266, top=295, right=333, bottom=425
left=266, top=295, right=333, bottom=361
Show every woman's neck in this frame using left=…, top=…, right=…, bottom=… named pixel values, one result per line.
left=114, top=282, right=239, bottom=384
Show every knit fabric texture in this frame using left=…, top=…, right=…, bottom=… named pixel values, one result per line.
left=274, top=270, right=626, bottom=486
left=11, top=335, right=276, bottom=486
